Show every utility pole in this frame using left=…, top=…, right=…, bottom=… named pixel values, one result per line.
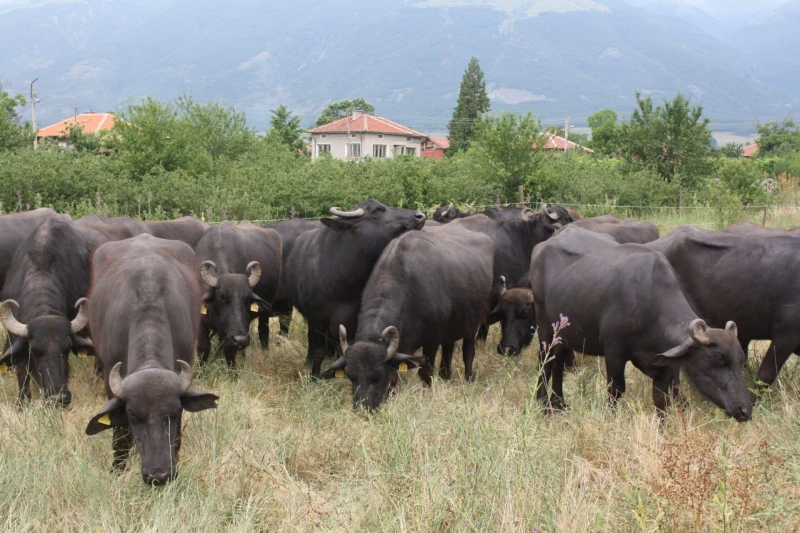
left=564, top=116, right=570, bottom=153
left=30, top=78, right=39, bottom=149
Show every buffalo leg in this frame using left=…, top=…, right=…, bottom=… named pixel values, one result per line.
left=197, top=323, right=213, bottom=364
left=223, top=346, right=239, bottom=368
left=652, top=368, right=679, bottom=415
left=605, top=354, right=627, bottom=406
left=463, top=337, right=477, bottom=382
left=438, top=343, right=454, bottom=380
left=476, top=323, right=489, bottom=343
left=15, top=364, right=32, bottom=407
left=756, top=333, right=799, bottom=390
left=535, top=326, right=555, bottom=404
left=112, top=425, right=133, bottom=471
left=418, top=344, right=437, bottom=386
left=257, top=311, right=270, bottom=349
left=549, top=350, right=567, bottom=409
left=309, top=329, right=328, bottom=378
left=279, top=310, right=292, bottom=336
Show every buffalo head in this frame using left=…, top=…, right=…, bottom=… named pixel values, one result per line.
left=522, top=204, right=574, bottom=237
left=651, top=319, right=751, bottom=421
left=432, top=202, right=471, bottom=224
left=199, top=260, right=268, bottom=350
left=0, top=298, right=93, bottom=406
left=322, top=200, right=426, bottom=240
left=85, top=360, right=218, bottom=485
left=323, top=325, right=425, bottom=412
left=495, top=277, right=535, bottom=356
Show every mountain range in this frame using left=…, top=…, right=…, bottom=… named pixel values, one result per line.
left=1, top=0, right=798, bottom=135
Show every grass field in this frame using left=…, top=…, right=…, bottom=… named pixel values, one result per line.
left=2, top=210, right=800, bottom=532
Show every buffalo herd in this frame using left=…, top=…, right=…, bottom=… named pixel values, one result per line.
left=0, top=201, right=796, bottom=484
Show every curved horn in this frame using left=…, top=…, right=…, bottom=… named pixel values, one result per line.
left=725, top=321, right=738, bottom=339
left=339, top=324, right=349, bottom=353
left=0, top=300, right=28, bottom=339
left=246, top=261, right=261, bottom=288
left=70, top=298, right=90, bottom=334
left=199, top=260, right=219, bottom=288
left=521, top=208, right=535, bottom=220
left=108, top=362, right=124, bottom=399
left=329, top=207, right=366, bottom=218
left=499, top=276, right=507, bottom=297
left=463, top=204, right=472, bottom=215
left=442, top=202, right=453, bottom=216
left=177, top=359, right=193, bottom=394
left=381, top=326, right=400, bottom=361
left=689, top=319, right=711, bottom=345
left=542, top=203, right=559, bottom=221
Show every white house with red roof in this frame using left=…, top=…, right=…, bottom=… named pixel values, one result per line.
left=307, top=111, right=427, bottom=160
left=37, top=110, right=118, bottom=147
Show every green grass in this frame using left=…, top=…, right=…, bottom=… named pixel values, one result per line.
left=2, top=212, right=800, bottom=532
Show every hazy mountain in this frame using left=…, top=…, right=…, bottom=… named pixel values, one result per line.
left=0, top=0, right=795, bottom=134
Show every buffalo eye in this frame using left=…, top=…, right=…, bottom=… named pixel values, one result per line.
left=516, top=309, right=529, bottom=319
left=713, top=352, right=727, bottom=365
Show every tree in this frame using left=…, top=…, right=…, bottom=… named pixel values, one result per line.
left=719, top=142, right=743, bottom=158
left=618, top=92, right=713, bottom=185
left=0, top=88, right=30, bottom=152
left=447, top=57, right=490, bottom=154
left=755, top=118, right=800, bottom=156
left=268, top=105, right=307, bottom=155
left=315, top=98, right=375, bottom=127
left=472, top=111, right=542, bottom=195
left=587, top=109, right=619, bottom=156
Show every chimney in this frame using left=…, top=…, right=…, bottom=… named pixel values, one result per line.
left=352, top=109, right=363, bottom=120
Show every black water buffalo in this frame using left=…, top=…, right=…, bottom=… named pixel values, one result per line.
left=649, top=225, right=800, bottom=394
left=722, top=221, right=800, bottom=236
left=285, top=200, right=426, bottom=376
left=85, top=234, right=218, bottom=485
left=324, top=224, right=494, bottom=410
left=432, top=202, right=472, bottom=223
left=0, top=218, right=94, bottom=406
left=266, top=219, right=320, bottom=336
left=572, top=215, right=659, bottom=244
left=532, top=225, right=751, bottom=420
left=103, top=216, right=209, bottom=247
left=482, top=206, right=582, bottom=222
left=0, top=208, right=58, bottom=290
left=195, top=221, right=282, bottom=366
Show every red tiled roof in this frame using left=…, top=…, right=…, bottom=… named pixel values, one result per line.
left=537, top=133, right=594, bottom=153
left=427, top=136, right=450, bottom=150
left=37, top=111, right=117, bottom=138
left=308, top=113, right=425, bottom=137
left=742, top=143, right=759, bottom=157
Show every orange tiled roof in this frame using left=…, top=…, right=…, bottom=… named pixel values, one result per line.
left=308, top=113, right=425, bottom=137
left=36, top=111, right=117, bottom=138
left=742, top=143, right=759, bottom=157
left=427, top=136, right=450, bottom=149
left=537, top=132, right=594, bottom=153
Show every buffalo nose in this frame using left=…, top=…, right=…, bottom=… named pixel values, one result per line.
left=497, top=344, right=518, bottom=357
left=734, top=405, right=752, bottom=422
left=414, top=212, right=426, bottom=222
left=232, top=334, right=250, bottom=348
left=143, top=469, right=175, bottom=486
left=47, top=391, right=72, bottom=406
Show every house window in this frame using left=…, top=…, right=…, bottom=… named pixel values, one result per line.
left=321, top=134, right=327, bottom=139
left=350, top=133, right=357, bottom=138
left=407, top=137, right=413, bottom=142
left=377, top=134, right=384, bottom=139
left=348, top=143, right=361, bottom=158
left=373, top=144, right=387, bottom=158
left=404, top=147, right=416, bottom=156
left=318, top=144, right=331, bottom=156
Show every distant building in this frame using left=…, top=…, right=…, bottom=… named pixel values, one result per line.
left=421, top=136, right=450, bottom=159
left=307, top=111, right=426, bottom=160
left=36, top=110, right=118, bottom=148
left=537, top=132, right=594, bottom=153
left=742, top=143, right=759, bottom=158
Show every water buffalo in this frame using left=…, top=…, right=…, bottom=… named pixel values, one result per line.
left=722, top=221, right=800, bottom=236
left=649, top=225, right=800, bottom=394
left=323, top=223, right=494, bottom=410
left=0, top=208, right=58, bottom=290
left=103, top=216, right=209, bottom=247
left=532, top=225, right=751, bottom=420
left=266, top=219, right=320, bottom=336
left=572, top=215, right=659, bottom=244
left=195, top=221, right=282, bottom=366
left=0, top=217, right=94, bottom=406
left=85, top=234, right=218, bottom=485
left=285, top=200, right=426, bottom=377
left=432, top=202, right=472, bottom=223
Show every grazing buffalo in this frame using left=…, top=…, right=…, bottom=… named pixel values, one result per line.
left=432, top=202, right=472, bottom=223
left=0, top=218, right=94, bottom=406
left=0, top=208, right=58, bottom=290
left=649, top=225, right=800, bottom=394
left=195, top=221, right=282, bottom=366
left=324, top=224, right=494, bottom=410
left=266, top=219, right=320, bottom=336
left=572, top=215, right=659, bottom=244
left=532, top=226, right=751, bottom=420
left=285, top=200, right=426, bottom=377
left=481, top=206, right=582, bottom=222
left=85, top=234, right=218, bottom=485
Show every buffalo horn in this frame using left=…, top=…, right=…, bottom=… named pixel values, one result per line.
left=725, top=321, right=738, bottom=339
left=200, top=261, right=219, bottom=288
left=521, top=208, right=535, bottom=220
left=70, top=298, right=90, bottom=334
left=463, top=204, right=472, bottom=215
left=329, top=207, right=366, bottom=218
left=542, top=204, right=559, bottom=221
left=442, top=202, right=453, bottom=216
left=177, top=359, right=193, bottom=394
left=339, top=324, right=349, bottom=353
left=109, top=362, right=124, bottom=399
left=499, top=276, right=507, bottom=297
left=246, top=261, right=261, bottom=288
left=689, top=319, right=711, bottom=345
left=0, top=300, right=28, bottom=339
left=381, top=326, right=400, bottom=361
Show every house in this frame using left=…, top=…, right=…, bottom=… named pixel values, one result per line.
left=307, top=111, right=426, bottom=160
left=421, top=136, right=450, bottom=159
left=742, top=143, right=759, bottom=158
left=537, top=132, right=594, bottom=153
left=36, top=110, right=118, bottom=148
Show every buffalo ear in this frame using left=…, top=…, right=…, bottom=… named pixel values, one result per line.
left=85, top=397, right=126, bottom=435
left=650, top=338, right=694, bottom=367
left=320, top=217, right=356, bottom=232
left=0, top=339, right=27, bottom=367
left=72, top=335, right=96, bottom=357
left=321, top=357, right=347, bottom=379
left=388, top=353, right=427, bottom=370
left=181, top=388, right=219, bottom=412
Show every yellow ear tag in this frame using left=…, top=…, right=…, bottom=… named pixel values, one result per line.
left=250, top=302, right=259, bottom=312
left=77, top=349, right=88, bottom=358
left=398, top=362, right=408, bottom=373
left=0, top=364, right=8, bottom=373
left=200, top=304, right=207, bottom=315
left=335, top=369, right=345, bottom=378
left=97, top=413, right=111, bottom=426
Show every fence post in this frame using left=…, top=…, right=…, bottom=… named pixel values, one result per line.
left=518, top=185, right=525, bottom=207
left=762, top=204, right=767, bottom=226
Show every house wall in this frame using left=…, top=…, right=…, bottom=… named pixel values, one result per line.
left=311, top=132, right=423, bottom=159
